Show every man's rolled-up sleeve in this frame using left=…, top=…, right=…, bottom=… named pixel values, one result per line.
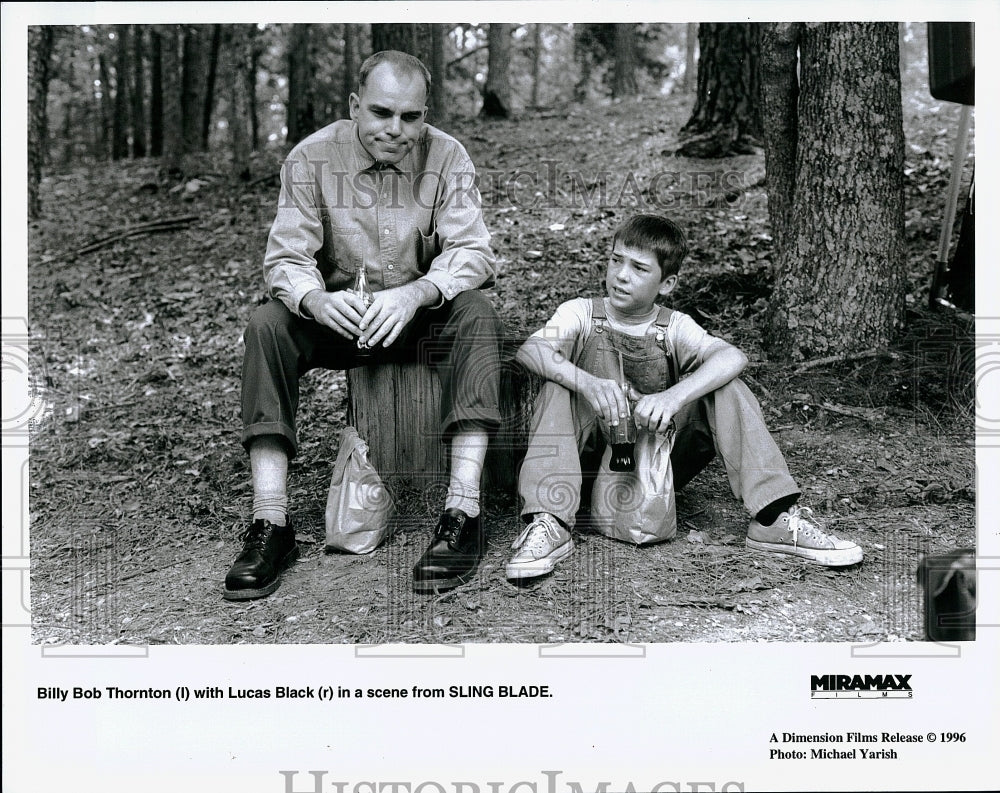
left=263, top=154, right=327, bottom=316
left=420, top=147, right=496, bottom=301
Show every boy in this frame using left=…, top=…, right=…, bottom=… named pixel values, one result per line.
left=508, top=214, right=863, bottom=579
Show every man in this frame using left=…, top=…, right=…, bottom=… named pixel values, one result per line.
left=225, top=51, right=502, bottom=601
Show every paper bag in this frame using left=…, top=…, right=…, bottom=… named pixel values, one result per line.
left=325, top=427, right=394, bottom=554
left=590, top=429, right=676, bottom=545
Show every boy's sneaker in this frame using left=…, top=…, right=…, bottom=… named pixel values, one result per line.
left=506, top=514, right=574, bottom=580
left=747, top=505, right=863, bottom=567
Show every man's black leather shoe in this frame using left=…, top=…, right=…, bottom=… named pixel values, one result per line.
left=412, top=509, right=484, bottom=593
left=223, top=519, right=299, bottom=601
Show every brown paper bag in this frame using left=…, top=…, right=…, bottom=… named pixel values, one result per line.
left=590, top=429, right=676, bottom=545
left=324, top=427, right=394, bottom=554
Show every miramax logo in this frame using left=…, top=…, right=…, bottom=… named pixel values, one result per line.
left=810, top=674, right=913, bottom=699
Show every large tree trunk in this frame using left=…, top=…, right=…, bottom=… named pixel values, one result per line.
left=130, top=25, right=147, bottom=158
left=369, top=23, right=444, bottom=119
left=429, top=24, right=447, bottom=122
left=340, top=23, right=359, bottom=119
left=112, top=26, right=130, bottom=160
left=28, top=26, right=55, bottom=220
left=611, top=23, right=638, bottom=99
left=201, top=24, right=222, bottom=150
left=149, top=31, right=163, bottom=157
left=224, top=24, right=254, bottom=180
left=481, top=23, right=512, bottom=118
left=677, top=22, right=761, bottom=158
left=682, top=23, right=697, bottom=91
left=759, top=22, right=802, bottom=255
left=763, top=22, right=906, bottom=360
left=159, top=24, right=184, bottom=175
left=181, top=25, right=208, bottom=153
left=286, top=24, right=317, bottom=145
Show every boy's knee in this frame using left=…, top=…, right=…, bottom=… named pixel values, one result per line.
left=710, top=378, right=761, bottom=410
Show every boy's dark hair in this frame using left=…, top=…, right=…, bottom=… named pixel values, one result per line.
left=612, top=214, right=688, bottom=279
left=359, top=51, right=432, bottom=100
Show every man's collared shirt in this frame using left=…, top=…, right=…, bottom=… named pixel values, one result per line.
left=263, top=120, right=496, bottom=316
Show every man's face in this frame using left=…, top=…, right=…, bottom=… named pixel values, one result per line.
left=349, top=64, right=427, bottom=165
left=605, top=242, right=677, bottom=316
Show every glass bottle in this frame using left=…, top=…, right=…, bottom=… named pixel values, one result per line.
left=608, top=350, right=637, bottom=472
left=349, top=265, right=374, bottom=353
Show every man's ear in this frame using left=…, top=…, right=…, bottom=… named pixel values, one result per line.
left=348, top=93, right=360, bottom=121
left=658, top=274, right=679, bottom=297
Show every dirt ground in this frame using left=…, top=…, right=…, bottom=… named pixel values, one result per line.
left=26, top=63, right=975, bottom=646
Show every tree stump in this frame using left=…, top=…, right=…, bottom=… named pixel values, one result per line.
left=346, top=341, right=543, bottom=495
left=347, top=363, right=447, bottom=492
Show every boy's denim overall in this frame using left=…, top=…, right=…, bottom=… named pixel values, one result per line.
left=518, top=298, right=800, bottom=528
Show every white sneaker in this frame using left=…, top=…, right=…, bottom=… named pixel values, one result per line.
left=505, top=514, right=574, bottom=580
left=747, top=505, right=863, bottom=567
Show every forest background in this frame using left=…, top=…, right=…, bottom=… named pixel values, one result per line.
left=17, top=17, right=982, bottom=644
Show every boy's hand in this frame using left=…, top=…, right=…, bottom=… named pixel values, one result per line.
left=633, top=391, right=683, bottom=434
left=580, top=375, right=631, bottom=427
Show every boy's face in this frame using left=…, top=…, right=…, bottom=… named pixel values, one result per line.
left=605, top=242, right=678, bottom=315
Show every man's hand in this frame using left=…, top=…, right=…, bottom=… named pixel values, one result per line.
left=632, top=389, right=683, bottom=434
left=358, top=281, right=438, bottom=349
left=300, top=289, right=369, bottom=339
left=579, top=374, right=631, bottom=428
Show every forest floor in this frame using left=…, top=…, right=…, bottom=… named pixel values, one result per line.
left=26, top=78, right=975, bottom=646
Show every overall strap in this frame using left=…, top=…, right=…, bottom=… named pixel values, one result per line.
left=651, top=305, right=674, bottom=344
left=589, top=296, right=608, bottom=334
left=652, top=305, right=678, bottom=386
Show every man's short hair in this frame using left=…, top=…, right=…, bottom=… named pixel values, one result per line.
left=612, top=214, right=688, bottom=279
left=358, top=50, right=432, bottom=100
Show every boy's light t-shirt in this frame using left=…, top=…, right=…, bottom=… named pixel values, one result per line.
left=528, top=297, right=719, bottom=379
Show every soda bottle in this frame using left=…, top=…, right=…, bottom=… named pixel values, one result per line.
left=349, top=265, right=374, bottom=353
left=608, top=350, right=636, bottom=472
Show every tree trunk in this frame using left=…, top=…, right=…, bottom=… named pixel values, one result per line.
left=286, top=24, right=317, bottom=145
left=369, top=23, right=444, bottom=118
left=898, top=22, right=907, bottom=75
left=763, top=22, right=906, bottom=360
left=112, top=26, right=130, bottom=160
left=682, top=23, right=697, bottom=91
left=224, top=24, right=254, bottom=180
left=370, top=23, right=417, bottom=54
left=28, top=26, right=55, bottom=220
left=429, top=24, right=446, bottom=122
left=159, top=24, right=184, bottom=175
left=130, top=25, right=147, bottom=158
left=531, top=23, right=543, bottom=106
left=246, top=26, right=261, bottom=151
left=481, top=23, right=512, bottom=118
left=181, top=25, right=208, bottom=153
left=98, top=52, right=114, bottom=159
left=149, top=31, right=163, bottom=156
left=677, top=22, right=761, bottom=158
left=759, top=23, right=802, bottom=255
left=340, top=23, right=359, bottom=119
left=201, top=24, right=222, bottom=150
left=611, top=23, right=638, bottom=99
